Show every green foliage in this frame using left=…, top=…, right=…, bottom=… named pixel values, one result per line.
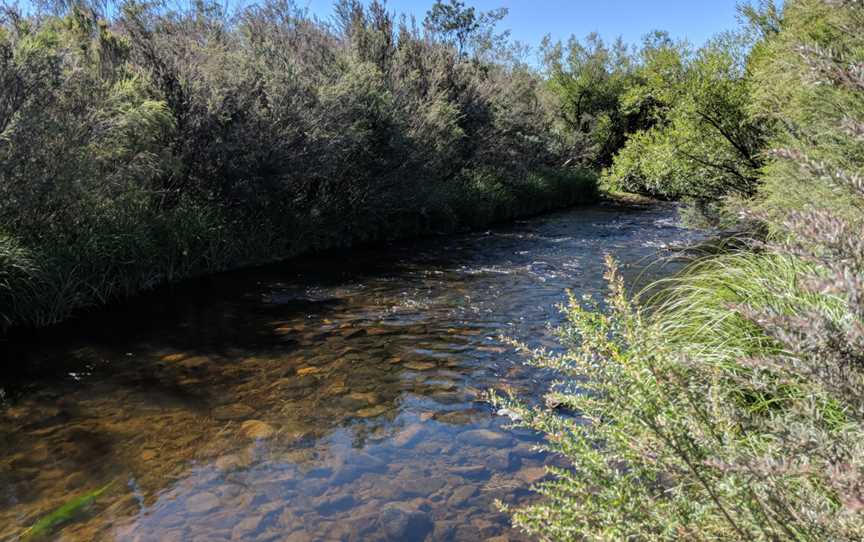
left=748, top=0, right=864, bottom=226
left=0, top=0, right=597, bottom=330
left=541, top=32, right=639, bottom=167
left=495, top=251, right=863, bottom=540
left=499, top=1, right=864, bottom=540
left=603, top=35, right=764, bottom=203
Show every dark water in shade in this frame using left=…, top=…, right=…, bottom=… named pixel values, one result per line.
left=0, top=203, right=703, bottom=542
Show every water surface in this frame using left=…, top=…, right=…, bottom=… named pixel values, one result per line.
left=0, top=203, right=702, bottom=541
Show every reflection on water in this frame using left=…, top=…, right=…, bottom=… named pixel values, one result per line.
left=0, top=204, right=702, bottom=541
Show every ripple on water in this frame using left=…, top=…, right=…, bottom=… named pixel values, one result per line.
left=0, top=204, right=704, bottom=541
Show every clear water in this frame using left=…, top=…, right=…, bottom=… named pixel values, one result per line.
left=0, top=204, right=703, bottom=541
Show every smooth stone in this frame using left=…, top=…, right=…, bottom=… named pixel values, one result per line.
left=180, top=356, right=210, bottom=368
left=487, top=451, right=520, bottom=471
left=385, top=476, right=446, bottom=499
left=347, top=392, right=380, bottom=405
left=457, top=429, right=513, bottom=448
left=392, top=424, right=425, bottom=448
left=239, top=420, right=276, bottom=440
left=433, top=410, right=479, bottom=425
left=215, top=454, right=252, bottom=472
left=161, top=353, right=186, bottom=362
left=140, top=450, right=156, bottom=461
left=403, top=361, right=437, bottom=371
left=283, top=532, right=315, bottom=542
left=511, top=443, right=546, bottom=460
left=432, top=520, right=458, bottom=541
left=346, top=453, right=387, bottom=471
left=449, top=465, right=490, bottom=480
left=332, top=452, right=387, bottom=484
left=186, top=492, right=221, bottom=514
left=296, top=367, right=322, bottom=377
left=379, top=504, right=433, bottom=541
left=212, top=404, right=254, bottom=421
left=355, top=405, right=389, bottom=418
left=517, top=466, right=548, bottom=485
left=446, top=485, right=477, bottom=507
left=315, top=494, right=355, bottom=515
left=231, top=514, right=264, bottom=539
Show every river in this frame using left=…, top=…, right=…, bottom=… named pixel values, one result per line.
left=0, top=203, right=704, bottom=541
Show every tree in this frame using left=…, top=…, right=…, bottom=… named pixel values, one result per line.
left=423, top=0, right=477, bottom=55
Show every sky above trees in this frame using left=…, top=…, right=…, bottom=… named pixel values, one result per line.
left=304, top=0, right=745, bottom=51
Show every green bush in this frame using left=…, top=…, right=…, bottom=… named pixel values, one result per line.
left=0, top=1, right=598, bottom=330
left=497, top=1, right=864, bottom=540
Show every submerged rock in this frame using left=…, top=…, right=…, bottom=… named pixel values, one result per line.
left=446, top=484, right=477, bottom=507
left=212, top=404, right=254, bottom=421
left=355, top=405, right=389, bottom=418
left=517, top=466, right=548, bottom=485
left=239, top=420, right=275, bottom=440
left=185, top=492, right=220, bottom=514
left=392, top=424, right=425, bottom=448
left=449, top=465, right=489, bottom=480
left=456, top=429, right=513, bottom=448
left=379, top=504, right=433, bottom=541
left=315, top=494, right=355, bottom=515
left=231, top=514, right=265, bottom=539
left=403, top=361, right=437, bottom=371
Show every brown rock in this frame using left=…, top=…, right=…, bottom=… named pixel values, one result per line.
left=403, top=361, right=437, bottom=371
left=517, top=466, right=547, bottom=485
left=212, top=404, right=254, bottom=421
left=449, top=465, right=489, bottom=480
left=446, top=485, right=477, bottom=507
left=239, top=420, right=276, bottom=440
left=180, top=356, right=210, bottom=369
left=355, top=405, right=389, bottom=418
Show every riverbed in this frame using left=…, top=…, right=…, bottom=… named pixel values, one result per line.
left=0, top=203, right=703, bottom=541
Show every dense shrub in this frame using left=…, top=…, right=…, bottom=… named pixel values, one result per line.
left=0, top=0, right=595, bottom=331
left=496, top=1, right=864, bottom=539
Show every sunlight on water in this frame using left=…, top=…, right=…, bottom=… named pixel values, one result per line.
left=0, top=204, right=703, bottom=541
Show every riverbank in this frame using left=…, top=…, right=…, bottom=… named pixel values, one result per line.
left=1, top=169, right=597, bottom=334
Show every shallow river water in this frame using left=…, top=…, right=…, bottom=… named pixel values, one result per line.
left=0, top=203, right=703, bottom=541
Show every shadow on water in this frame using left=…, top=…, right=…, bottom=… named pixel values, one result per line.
left=0, top=203, right=705, bottom=541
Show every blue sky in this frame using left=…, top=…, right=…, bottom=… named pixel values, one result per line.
left=302, top=0, right=745, bottom=49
